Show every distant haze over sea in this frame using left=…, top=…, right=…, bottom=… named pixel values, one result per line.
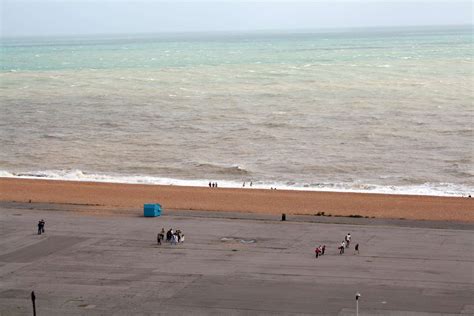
left=0, top=26, right=472, bottom=196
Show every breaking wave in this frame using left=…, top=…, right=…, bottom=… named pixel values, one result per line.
left=0, top=169, right=471, bottom=197
left=195, top=163, right=250, bottom=176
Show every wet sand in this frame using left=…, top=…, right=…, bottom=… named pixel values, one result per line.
left=1, top=178, right=473, bottom=221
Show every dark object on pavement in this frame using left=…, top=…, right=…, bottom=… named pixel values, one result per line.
left=31, top=291, right=36, bottom=316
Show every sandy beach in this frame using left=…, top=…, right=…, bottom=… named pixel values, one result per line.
left=0, top=178, right=472, bottom=222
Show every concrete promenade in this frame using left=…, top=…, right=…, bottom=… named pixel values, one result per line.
left=1, top=202, right=473, bottom=315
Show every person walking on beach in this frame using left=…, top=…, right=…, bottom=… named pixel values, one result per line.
left=354, top=243, right=359, bottom=255
left=322, top=245, right=326, bottom=255
left=345, top=233, right=351, bottom=248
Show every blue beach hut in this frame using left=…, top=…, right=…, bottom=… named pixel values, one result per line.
left=144, top=204, right=162, bottom=217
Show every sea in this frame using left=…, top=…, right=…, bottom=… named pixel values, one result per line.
left=0, top=26, right=472, bottom=196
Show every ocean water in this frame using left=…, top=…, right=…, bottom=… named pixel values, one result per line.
left=0, top=26, right=472, bottom=196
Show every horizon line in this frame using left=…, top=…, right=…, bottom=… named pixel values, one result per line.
left=1, top=24, right=472, bottom=40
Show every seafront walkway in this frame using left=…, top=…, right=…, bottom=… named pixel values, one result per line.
left=1, top=202, right=473, bottom=315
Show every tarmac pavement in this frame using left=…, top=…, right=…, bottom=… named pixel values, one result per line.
left=0, top=202, right=473, bottom=315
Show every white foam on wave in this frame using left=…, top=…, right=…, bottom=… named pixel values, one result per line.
left=0, top=170, right=15, bottom=177
left=0, top=169, right=472, bottom=197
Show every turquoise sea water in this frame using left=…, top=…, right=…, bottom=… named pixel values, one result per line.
left=0, top=26, right=472, bottom=195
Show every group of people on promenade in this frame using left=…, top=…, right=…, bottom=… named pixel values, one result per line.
left=314, top=245, right=326, bottom=258
left=338, top=233, right=352, bottom=254
left=315, top=233, right=359, bottom=257
left=338, top=233, right=359, bottom=255
left=157, top=228, right=184, bottom=245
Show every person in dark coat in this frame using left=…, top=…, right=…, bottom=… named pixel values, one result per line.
left=166, top=229, right=173, bottom=242
left=37, top=219, right=45, bottom=235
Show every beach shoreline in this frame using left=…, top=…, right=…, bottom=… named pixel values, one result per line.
left=1, top=177, right=472, bottom=222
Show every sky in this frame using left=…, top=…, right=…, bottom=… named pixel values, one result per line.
left=1, top=1, right=472, bottom=37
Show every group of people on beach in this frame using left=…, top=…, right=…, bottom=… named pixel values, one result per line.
left=208, top=181, right=281, bottom=190
left=157, top=228, right=184, bottom=245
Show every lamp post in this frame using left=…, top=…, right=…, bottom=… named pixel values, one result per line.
left=355, top=293, right=361, bottom=316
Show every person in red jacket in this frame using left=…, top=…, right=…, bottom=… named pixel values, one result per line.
left=315, top=246, right=321, bottom=258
